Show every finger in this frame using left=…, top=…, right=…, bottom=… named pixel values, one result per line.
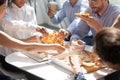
left=78, top=40, right=86, bottom=45
left=69, top=56, right=74, bottom=66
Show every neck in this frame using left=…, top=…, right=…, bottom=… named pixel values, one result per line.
left=70, top=1, right=78, bottom=7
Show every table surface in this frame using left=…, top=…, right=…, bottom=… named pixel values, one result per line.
left=5, top=51, right=114, bottom=80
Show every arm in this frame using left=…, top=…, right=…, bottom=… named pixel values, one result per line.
left=70, top=20, right=90, bottom=41
left=69, top=20, right=89, bottom=51
left=0, top=31, right=65, bottom=53
left=69, top=56, right=86, bottom=80
left=67, top=18, right=81, bottom=35
left=58, top=18, right=90, bottom=40
left=48, top=3, right=66, bottom=24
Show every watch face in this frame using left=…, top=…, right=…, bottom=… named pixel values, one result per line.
left=97, top=70, right=120, bottom=80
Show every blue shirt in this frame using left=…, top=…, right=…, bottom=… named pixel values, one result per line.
left=71, top=3, right=120, bottom=40
left=51, top=0, right=89, bottom=34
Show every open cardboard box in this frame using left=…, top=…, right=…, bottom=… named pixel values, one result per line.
left=51, top=50, right=105, bottom=73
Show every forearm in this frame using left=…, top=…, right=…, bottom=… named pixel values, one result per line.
left=51, top=9, right=66, bottom=24
left=51, top=16, right=62, bottom=24
left=0, top=31, right=54, bottom=52
left=0, top=31, right=27, bottom=51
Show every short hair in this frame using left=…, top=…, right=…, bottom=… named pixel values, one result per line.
left=0, top=0, right=7, bottom=6
left=94, top=28, right=120, bottom=64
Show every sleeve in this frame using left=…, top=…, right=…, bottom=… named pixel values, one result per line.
left=70, top=20, right=90, bottom=40
left=67, top=18, right=81, bottom=34
left=74, top=72, right=86, bottom=80
left=51, top=3, right=66, bottom=24
left=70, top=7, right=91, bottom=40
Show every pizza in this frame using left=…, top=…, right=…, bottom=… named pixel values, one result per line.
left=75, top=12, right=90, bottom=17
left=41, top=30, right=65, bottom=46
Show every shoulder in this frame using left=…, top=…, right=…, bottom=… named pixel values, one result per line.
left=109, top=3, right=120, bottom=12
left=108, top=3, right=120, bottom=18
left=63, top=1, right=69, bottom=7
left=24, top=4, right=34, bottom=11
left=24, top=4, right=35, bottom=13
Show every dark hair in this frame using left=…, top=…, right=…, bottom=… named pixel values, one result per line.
left=94, top=28, right=120, bottom=64
left=0, top=0, right=7, bottom=6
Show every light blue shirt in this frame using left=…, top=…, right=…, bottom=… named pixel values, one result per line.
left=51, top=0, right=89, bottom=34
left=71, top=3, right=120, bottom=40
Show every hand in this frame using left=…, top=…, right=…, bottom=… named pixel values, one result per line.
left=71, top=39, right=86, bottom=51
left=78, top=15, right=103, bottom=32
left=54, top=44, right=65, bottom=53
left=36, top=26, right=49, bottom=37
left=58, top=29, right=70, bottom=39
left=47, top=8, right=55, bottom=18
left=21, top=35, right=39, bottom=43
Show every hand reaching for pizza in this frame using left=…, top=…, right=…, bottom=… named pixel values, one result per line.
left=36, top=26, right=49, bottom=37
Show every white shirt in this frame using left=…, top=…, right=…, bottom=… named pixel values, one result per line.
left=1, top=3, right=38, bottom=39
left=1, top=3, right=38, bottom=55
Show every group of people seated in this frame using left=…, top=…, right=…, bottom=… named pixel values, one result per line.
left=0, top=0, right=120, bottom=80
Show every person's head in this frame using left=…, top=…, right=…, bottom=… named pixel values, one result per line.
left=12, top=0, right=27, bottom=8
left=94, top=27, right=120, bottom=70
left=69, top=0, right=78, bottom=7
left=88, top=0, right=109, bottom=16
left=0, top=0, right=7, bottom=20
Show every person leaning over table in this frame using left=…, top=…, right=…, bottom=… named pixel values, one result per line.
left=0, top=0, right=65, bottom=80
left=48, top=0, right=94, bottom=45
left=69, top=27, right=120, bottom=80
left=0, top=0, right=48, bottom=55
left=59, top=0, right=120, bottom=50
left=0, top=0, right=65, bottom=56
left=1, top=0, right=39, bottom=39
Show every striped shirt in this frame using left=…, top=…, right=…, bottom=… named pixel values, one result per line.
left=71, top=3, right=120, bottom=40
left=51, top=0, right=89, bottom=33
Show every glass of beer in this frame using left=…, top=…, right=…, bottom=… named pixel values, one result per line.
left=48, top=1, right=58, bottom=14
